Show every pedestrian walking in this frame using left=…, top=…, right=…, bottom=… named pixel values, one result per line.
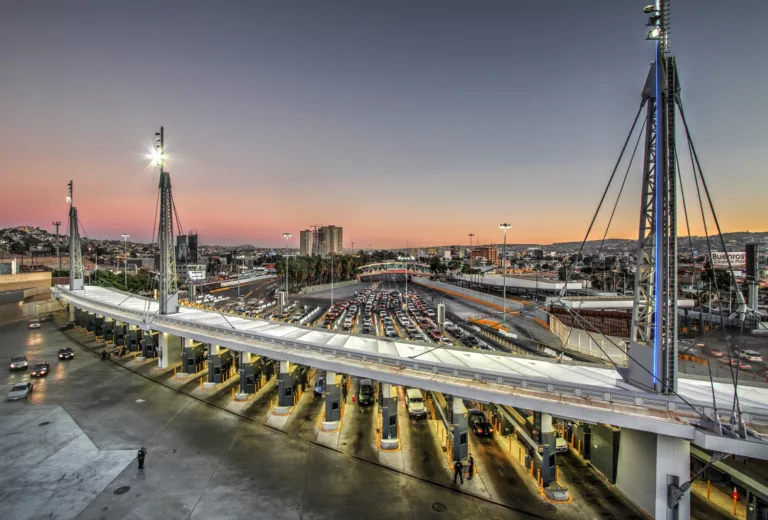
left=101, top=350, right=107, bottom=361
left=453, top=460, right=464, bottom=485
left=342, top=382, right=348, bottom=403
left=467, top=455, right=474, bottom=480
left=137, top=447, right=147, bottom=469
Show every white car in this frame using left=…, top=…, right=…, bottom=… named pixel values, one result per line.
left=28, top=319, right=41, bottom=329
left=555, top=437, right=569, bottom=453
left=9, top=355, right=28, bottom=371
left=7, top=382, right=33, bottom=401
left=741, top=350, right=764, bottom=363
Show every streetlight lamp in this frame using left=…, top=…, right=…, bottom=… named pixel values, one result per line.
left=499, top=224, right=511, bottom=315
left=468, top=233, right=475, bottom=288
left=282, top=232, right=292, bottom=293
left=405, top=240, right=409, bottom=299
left=121, top=234, right=130, bottom=288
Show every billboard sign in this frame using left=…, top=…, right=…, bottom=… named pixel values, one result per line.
left=710, top=251, right=746, bottom=269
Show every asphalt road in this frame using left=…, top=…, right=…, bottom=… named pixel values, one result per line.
left=1, top=317, right=540, bottom=520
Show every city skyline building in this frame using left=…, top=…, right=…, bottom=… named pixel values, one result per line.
left=300, top=229, right=313, bottom=256
left=188, top=232, right=199, bottom=264
left=317, top=225, right=343, bottom=257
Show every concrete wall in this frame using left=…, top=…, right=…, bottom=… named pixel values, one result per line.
left=616, top=428, right=691, bottom=519
left=550, top=316, right=628, bottom=366
left=0, top=272, right=52, bottom=293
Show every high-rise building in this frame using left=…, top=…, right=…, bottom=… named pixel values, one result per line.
left=317, top=225, right=343, bottom=257
left=176, top=235, right=188, bottom=264
left=300, top=230, right=313, bottom=256
left=188, top=232, right=199, bottom=264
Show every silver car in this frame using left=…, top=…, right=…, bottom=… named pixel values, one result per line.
left=9, top=355, right=28, bottom=371
left=7, top=382, right=33, bottom=401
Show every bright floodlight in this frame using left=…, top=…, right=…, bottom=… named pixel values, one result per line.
left=150, top=147, right=164, bottom=166
left=66, top=195, right=72, bottom=204
left=499, top=223, right=511, bottom=230
left=647, top=27, right=660, bottom=40
left=643, top=4, right=657, bottom=13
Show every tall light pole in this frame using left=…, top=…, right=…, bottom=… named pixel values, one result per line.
left=121, top=233, right=130, bottom=288
left=499, top=224, right=511, bottom=315
left=330, top=252, right=334, bottom=307
left=467, top=233, right=475, bottom=288
left=283, top=232, right=292, bottom=293
left=405, top=240, right=409, bottom=298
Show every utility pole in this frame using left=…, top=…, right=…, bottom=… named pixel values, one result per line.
left=122, top=233, right=130, bottom=289
left=52, top=221, right=62, bottom=271
left=405, top=240, right=409, bottom=298
left=283, top=232, right=292, bottom=294
left=468, top=233, right=474, bottom=289
left=500, top=224, right=511, bottom=315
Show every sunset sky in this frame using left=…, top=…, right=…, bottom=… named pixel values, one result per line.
left=1, top=1, right=766, bottom=249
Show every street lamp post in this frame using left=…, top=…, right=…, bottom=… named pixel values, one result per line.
left=330, top=252, right=334, bottom=307
left=282, top=232, right=292, bottom=293
left=405, top=240, right=409, bottom=298
left=499, top=224, right=511, bottom=315
left=121, top=234, right=130, bottom=288
left=467, top=233, right=475, bottom=289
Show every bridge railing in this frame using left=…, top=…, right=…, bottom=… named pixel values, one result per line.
left=55, top=286, right=768, bottom=430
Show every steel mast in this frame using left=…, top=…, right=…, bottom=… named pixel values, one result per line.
left=67, top=181, right=84, bottom=291
left=156, top=126, right=179, bottom=314
left=628, top=0, right=680, bottom=394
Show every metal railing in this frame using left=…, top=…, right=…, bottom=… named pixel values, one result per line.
left=54, top=286, right=768, bottom=430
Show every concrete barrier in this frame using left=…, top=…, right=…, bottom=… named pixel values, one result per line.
left=299, top=279, right=360, bottom=294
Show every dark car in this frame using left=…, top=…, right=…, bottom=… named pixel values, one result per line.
left=358, top=378, right=374, bottom=405
left=30, top=362, right=50, bottom=377
left=468, top=409, right=494, bottom=437
left=58, top=348, right=75, bottom=360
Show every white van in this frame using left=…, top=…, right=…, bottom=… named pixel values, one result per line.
left=406, top=388, right=426, bottom=418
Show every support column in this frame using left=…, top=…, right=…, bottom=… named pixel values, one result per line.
left=68, top=304, right=75, bottom=323
left=616, top=429, right=691, bottom=520
left=380, top=383, right=399, bottom=450
left=275, top=361, right=295, bottom=413
left=157, top=332, right=182, bottom=369
left=451, top=396, right=468, bottom=462
left=538, top=413, right=557, bottom=486
left=321, top=371, right=342, bottom=430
